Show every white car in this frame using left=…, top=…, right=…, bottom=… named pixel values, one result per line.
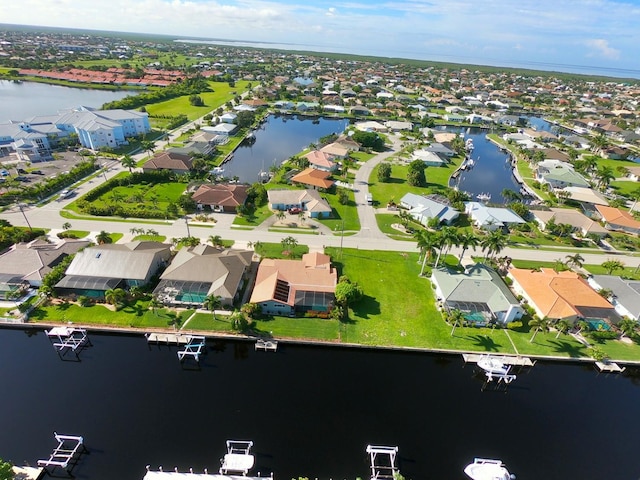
left=59, top=189, right=74, bottom=199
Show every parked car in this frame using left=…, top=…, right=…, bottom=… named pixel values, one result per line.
left=59, top=189, right=74, bottom=199
left=288, top=207, right=302, bottom=214
left=31, top=170, right=44, bottom=175
left=17, top=168, right=27, bottom=174
left=15, top=176, right=29, bottom=182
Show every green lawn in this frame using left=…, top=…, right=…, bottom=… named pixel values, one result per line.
left=29, top=300, right=194, bottom=329
left=375, top=212, right=415, bottom=239
left=233, top=203, right=273, bottom=226
left=90, top=181, right=188, bottom=214
left=185, top=312, right=236, bottom=332
left=256, top=242, right=310, bottom=259
left=318, top=189, right=360, bottom=232
left=132, top=234, right=167, bottom=242
left=63, top=230, right=90, bottom=239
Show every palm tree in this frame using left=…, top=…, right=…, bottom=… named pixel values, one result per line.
left=565, top=253, right=584, bottom=270
left=618, top=318, right=638, bottom=339
left=62, top=222, right=72, bottom=231
left=141, top=140, right=156, bottom=158
left=208, top=235, right=224, bottom=248
left=415, top=230, right=439, bottom=275
left=480, top=230, right=508, bottom=260
left=149, top=296, right=163, bottom=316
left=595, top=166, right=615, bottom=190
left=166, top=311, right=182, bottom=331
left=457, top=231, right=480, bottom=263
left=281, top=236, right=298, bottom=255
left=448, top=308, right=466, bottom=336
left=121, top=154, right=136, bottom=173
left=601, top=259, right=625, bottom=275
left=203, top=294, right=222, bottom=320
left=434, top=226, right=458, bottom=268
left=95, top=230, right=111, bottom=244
left=555, top=319, right=571, bottom=338
left=529, top=316, right=551, bottom=343
left=105, top=288, right=126, bottom=307
left=276, top=210, right=286, bottom=222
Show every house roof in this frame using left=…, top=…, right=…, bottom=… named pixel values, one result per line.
left=267, top=189, right=331, bottom=213
left=509, top=268, right=614, bottom=320
left=537, top=160, right=589, bottom=187
left=143, top=151, right=193, bottom=171
left=531, top=208, right=608, bottom=235
left=465, top=202, right=526, bottom=227
left=562, top=187, right=609, bottom=206
left=432, top=264, right=520, bottom=315
left=192, top=183, right=249, bottom=208
left=62, top=241, right=170, bottom=281
left=250, top=252, right=337, bottom=306
left=156, top=245, right=252, bottom=301
left=595, top=205, right=640, bottom=230
left=304, top=150, right=336, bottom=169
left=291, top=167, right=335, bottom=189
left=320, top=143, right=349, bottom=158
left=591, top=275, right=640, bottom=319
left=401, top=193, right=458, bottom=223
left=0, top=239, right=90, bottom=284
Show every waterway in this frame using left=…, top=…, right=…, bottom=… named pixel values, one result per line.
left=0, top=81, right=134, bottom=123
left=1, top=328, right=639, bottom=480
left=221, top=114, right=349, bottom=184
left=448, top=127, right=522, bottom=204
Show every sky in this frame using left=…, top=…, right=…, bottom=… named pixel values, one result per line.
left=4, top=0, right=640, bottom=77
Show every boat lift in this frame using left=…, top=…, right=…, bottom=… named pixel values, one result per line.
left=220, top=440, right=255, bottom=476
left=366, top=445, right=398, bottom=480
left=37, top=432, right=87, bottom=476
left=177, top=336, right=206, bottom=363
left=46, top=327, right=91, bottom=359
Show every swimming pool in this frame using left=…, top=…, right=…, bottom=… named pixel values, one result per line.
left=586, top=318, right=611, bottom=331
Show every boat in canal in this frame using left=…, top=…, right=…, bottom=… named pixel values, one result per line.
left=477, top=355, right=510, bottom=376
left=464, top=458, right=514, bottom=480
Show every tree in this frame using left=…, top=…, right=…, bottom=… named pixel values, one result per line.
left=501, top=188, right=521, bottom=203
left=95, top=230, right=112, bottom=244
left=435, top=226, right=459, bottom=266
left=236, top=110, right=256, bottom=129
left=377, top=162, right=392, bottom=183
left=415, top=229, right=439, bottom=275
left=351, top=130, right=385, bottom=151
left=203, top=294, right=222, bottom=320
left=105, top=288, right=126, bottom=307
left=565, top=253, right=584, bottom=270
left=141, top=140, right=156, bottom=157
left=0, top=457, right=13, bottom=480
left=149, top=296, right=163, bottom=315
left=407, top=160, right=427, bottom=187
left=601, top=259, right=625, bottom=275
left=188, top=94, right=204, bottom=106
left=281, top=236, right=298, bottom=256
left=62, top=222, right=72, bottom=231
left=334, top=276, right=363, bottom=320
left=447, top=308, right=466, bottom=336
left=337, top=188, right=349, bottom=205
left=480, top=230, right=508, bottom=260
left=457, top=231, right=480, bottom=263
left=595, top=165, right=615, bottom=190
left=167, top=311, right=182, bottom=330
left=209, top=235, right=224, bottom=248
left=121, top=154, right=136, bottom=173
left=529, top=316, right=551, bottom=342
left=555, top=319, right=571, bottom=338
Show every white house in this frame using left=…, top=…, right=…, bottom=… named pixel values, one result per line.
left=465, top=202, right=526, bottom=230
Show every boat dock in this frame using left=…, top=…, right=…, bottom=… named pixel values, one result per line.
left=146, top=332, right=192, bottom=346
left=463, top=354, right=536, bottom=368
left=220, top=440, right=255, bottom=475
left=144, top=471, right=272, bottom=480
left=255, top=339, right=278, bottom=352
left=46, top=327, right=91, bottom=358
left=177, top=336, right=206, bottom=363
left=37, top=433, right=87, bottom=475
left=366, top=445, right=398, bottom=480
left=12, top=466, right=45, bottom=480
left=596, top=361, right=626, bottom=373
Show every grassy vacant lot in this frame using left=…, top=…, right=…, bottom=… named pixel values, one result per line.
left=145, top=80, right=251, bottom=120
left=90, top=181, right=187, bottom=214
left=319, top=189, right=360, bottom=232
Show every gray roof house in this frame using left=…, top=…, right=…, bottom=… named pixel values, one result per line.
left=588, top=275, right=640, bottom=321
left=0, top=239, right=90, bottom=297
left=267, top=189, right=332, bottom=218
left=153, top=245, right=253, bottom=307
left=535, top=160, right=589, bottom=189
left=465, top=202, right=526, bottom=230
left=531, top=208, right=608, bottom=237
left=56, top=241, right=171, bottom=297
left=431, top=264, right=524, bottom=325
left=400, top=193, right=459, bottom=226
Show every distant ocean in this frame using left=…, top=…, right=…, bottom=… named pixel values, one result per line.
left=176, top=38, right=640, bottom=80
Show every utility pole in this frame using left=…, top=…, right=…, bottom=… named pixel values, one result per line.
left=185, top=216, right=191, bottom=237
left=18, top=203, right=32, bottom=231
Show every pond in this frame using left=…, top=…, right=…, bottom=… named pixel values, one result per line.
left=0, top=328, right=639, bottom=480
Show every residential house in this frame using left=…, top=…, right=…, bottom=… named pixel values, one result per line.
left=411, top=150, right=445, bottom=167
left=508, top=268, right=618, bottom=324
left=291, top=167, right=335, bottom=190
left=432, top=264, right=524, bottom=326
left=219, top=113, right=237, bottom=124
left=595, top=205, right=640, bottom=235
left=304, top=150, right=338, bottom=171
left=535, top=160, right=589, bottom=189
left=153, top=245, right=253, bottom=307
left=561, top=186, right=609, bottom=206
left=626, top=166, right=640, bottom=182
left=465, top=202, right=526, bottom=230
left=56, top=241, right=171, bottom=298
left=424, top=143, right=455, bottom=158
left=249, top=252, right=337, bottom=316
left=0, top=239, right=90, bottom=298
left=167, top=141, right=215, bottom=157
left=588, top=275, right=640, bottom=321
left=319, top=143, right=350, bottom=160
left=142, top=151, right=193, bottom=174
left=201, top=123, right=237, bottom=136
left=354, top=121, right=386, bottom=132
left=531, top=208, right=608, bottom=237
left=384, top=120, right=413, bottom=131
left=267, top=189, right=331, bottom=218
left=400, top=193, right=459, bottom=225
left=192, top=184, right=249, bottom=213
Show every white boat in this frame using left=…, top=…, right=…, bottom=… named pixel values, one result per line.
left=466, top=139, right=474, bottom=151
left=210, top=166, right=225, bottom=175
left=220, top=440, right=255, bottom=475
left=476, top=193, right=491, bottom=202
left=464, top=458, right=514, bottom=480
left=477, top=355, right=510, bottom=376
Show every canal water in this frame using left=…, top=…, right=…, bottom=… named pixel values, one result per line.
left=1, top=328, right=638, bottom=480
left=0, top=81, right=134, bottom=123
left=449, top=128, right=521, bottom=204
left=221, top=114, right=349, bottom=184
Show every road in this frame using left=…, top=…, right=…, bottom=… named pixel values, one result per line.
left=3, top=129, right=639, bottom=269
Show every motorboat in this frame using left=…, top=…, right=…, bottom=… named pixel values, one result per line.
left=477, top=355, right=510, bottom=376
left=220, top=440, right=255, bottom=475
left=464, top=458, right=515, bottom=480
left=476, top=192, right=491, bottom=202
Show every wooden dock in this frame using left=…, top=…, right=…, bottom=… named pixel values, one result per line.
left=12, top=466, right=45, bottom=480
left=146, top=333, right=191, bottom=345
left=255, top=339, right=278, bottom=352
left=596, top=361, right=626, bottom=373
left=463, top=353, right=535, bottom=367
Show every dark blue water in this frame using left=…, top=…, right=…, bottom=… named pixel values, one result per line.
left=1, top=328, right=639, bottom=480
left=451, top=129, right=521, bottom=204
left=221, top=114, right=349, bottom=184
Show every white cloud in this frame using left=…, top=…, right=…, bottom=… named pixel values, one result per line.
left=326, top=7, right=337, bottom=16
left=585, top=38, right=621, bottom=60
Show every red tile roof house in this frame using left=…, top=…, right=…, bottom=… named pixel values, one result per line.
left=191, top=184, right=249, bottom=213
left=303, top=150, right=337, bottom=172
left=142, top=152, right=193, bottom=175
left=291, top=167, right=335, bottom=191
left=249, top=252, right=337, bottom=316
left=595, top=205, right=640, bottom=235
